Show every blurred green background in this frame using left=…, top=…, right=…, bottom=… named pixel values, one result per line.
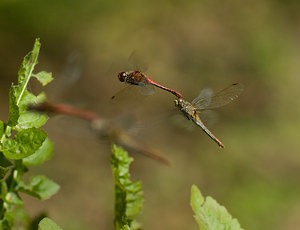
left=1, top=0, right=300, bottom=229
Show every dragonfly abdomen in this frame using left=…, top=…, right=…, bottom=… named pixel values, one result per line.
left=193, top=115, right=225, bottom=148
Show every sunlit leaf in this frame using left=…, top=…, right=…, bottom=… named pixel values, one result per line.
left=2, top=128, right=47, bottom=160
left=7, top=39, right=49, bottom=130
left=17, top=175, right=60, bottom=200
left=111, top=144, right=144, bottom=230
left=33, top=71, right=53, bottom=86
left=16, top=91, right=48, bottom=130
left=23, top=138, right=53, bottom=165
left=38, top=217, right=63, bottom=230
left=191, top=185, right=244, bottom=230
left=15, top=38, right=40, bottom=105
left=7, top=86, right=19, bottom=127
left=0, top=38, right=57, bottom=229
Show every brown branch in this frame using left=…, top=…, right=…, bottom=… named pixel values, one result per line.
left=28, top=102, right=171, bottom=166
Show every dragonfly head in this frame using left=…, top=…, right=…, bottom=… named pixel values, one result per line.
left=118, top=72, right=128, bottom=82
left=174, top=98, right=183, bottom=108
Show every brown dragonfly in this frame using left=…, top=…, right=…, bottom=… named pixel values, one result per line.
left=174, top=83, right=244, bottom=148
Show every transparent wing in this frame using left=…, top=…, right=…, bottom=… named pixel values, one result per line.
left=48, top=52, right=83, bottom=101
left=61, top=51, right=83, bottom=85
left=138, top=83, right=155, bottom=95
left=111, top=85, right=149, bottom=105
left=191, top=88, right=214, bottom=110
left=193, top=83, right=244, bottom=110
left=128, top=51, right=148, bottom=72
left=198, top=110, right=219, bottom=128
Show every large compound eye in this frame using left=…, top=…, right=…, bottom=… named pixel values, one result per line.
left=118, top=72, right=127, bottom=82
left=174, top=99, right=179, bottom=106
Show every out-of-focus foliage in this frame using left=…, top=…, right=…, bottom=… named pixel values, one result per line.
left=38, top=217, right=62, bottom=230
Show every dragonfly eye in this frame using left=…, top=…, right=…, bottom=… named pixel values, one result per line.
left=118, top=72, right=127, bottom=82
left=174, top=99, right=179, bottom=107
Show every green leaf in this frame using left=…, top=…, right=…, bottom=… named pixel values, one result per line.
left=122, top=225, right=131, bottom=230
left=0, top=152, right=13, bottom=179
left=0, top=212, right=14, bottom=230
left=17, top=91, right=48, bottom=130
left=111, top=144, right=144, bottom=229
left=38, top=217, right=63, bottom=230
left=2, top=128, right=47, bottom=160
left=190, top=185, right=244, bottom=230
left=16, top=38, right=40, bottom=106
left=23, top=138, right=53, bottom=165
left=33, top=71, right=53, bottom=86
left=0, top=167, right=9, bottom=180
left=0, top=152, right=13, bottom=168
left=5, top=191, right=23, bottom=205
left=0, top=39, right=56, bottom=229
left=7, top=85, right=20, bottom=127
left=0, top=120, right=4, bottom=137
left=7, top=39, right=49, bottom=129
left=17, top=175, right=60, bottom=200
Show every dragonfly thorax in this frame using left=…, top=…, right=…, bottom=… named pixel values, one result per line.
left=174, top=98, right=196, bottom=120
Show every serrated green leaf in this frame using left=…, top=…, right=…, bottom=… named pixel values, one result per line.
left=16, top=91, right=48, bottom=129
left=111, top=144, right=144, bottom=229
left=0, top=39, right=56, bottom=229
left=17, top=175, right=60, bottom=200
left=191, top=185, right=244, bottom=230
left=7, top=85, right=20, bottom=127
left=38, top=217, right=63, bottom=230
left=33, top=71, right=53, bottom=86
left=7, top=38, right=50, bottom=130
left=191, top=184, right=205, bottom=215
left=2, top=128, right=47, bottom=160
left=23, top=138, right=53, bottom=165
left=16, top=38, right=40, bottom=106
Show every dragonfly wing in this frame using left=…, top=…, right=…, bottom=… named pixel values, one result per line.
left=191, top=88, right=214, bottom=110
left=111, top=85, right=131, bottom=104
left=198, top=110, right=219, bottom=129
left=128, top=51, right=148, bottom=72
left=111, top=85, right=148, bottom=105
left=195, top=83, right=244, bottom=110
left=48, top=52, right=83, bottom=101
left=138, top=83, right=155, bottom=95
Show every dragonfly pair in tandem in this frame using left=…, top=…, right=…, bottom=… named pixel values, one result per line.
left=115, top=70, right=243, bottom=148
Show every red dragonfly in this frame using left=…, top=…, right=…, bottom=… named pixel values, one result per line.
left=174, top=83, right=244, bottom=148
left=113, top=70, right=183, bottom=99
